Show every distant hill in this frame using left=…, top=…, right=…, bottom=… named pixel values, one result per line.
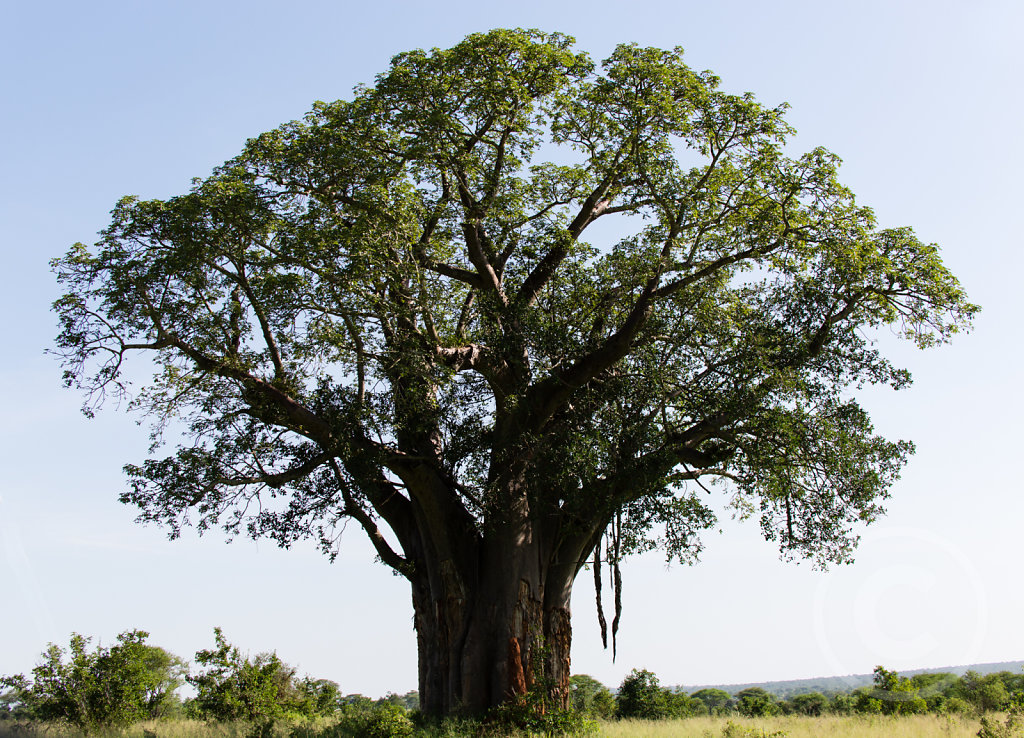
left=677, top=660, right=1024, bottom=698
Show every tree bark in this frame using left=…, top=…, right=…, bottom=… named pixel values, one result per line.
left=409, top=521, right=578, bottom=718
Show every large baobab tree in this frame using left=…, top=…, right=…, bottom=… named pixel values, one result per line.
left=52, top=29, right=976, bottom=718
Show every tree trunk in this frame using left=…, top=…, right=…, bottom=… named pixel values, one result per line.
left=410, top=532, right=576, bottom=718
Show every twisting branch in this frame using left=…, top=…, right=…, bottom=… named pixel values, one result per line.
left=516, top=183, right=612, bottom=307
left=416, top=258, right=486, bottom=289
left=330, top=459, right=410, bottom=576
left=523, top=224, right=680, bottom=431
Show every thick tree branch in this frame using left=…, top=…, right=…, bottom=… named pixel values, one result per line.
left=218, top=450, right=334, bottom=489
left=460, top=220, right=507, bottom=304
left=157, top=332, right=335, bottom=442
left=434, top=343, right=513, bottom=401
left=416, top=257, right=486, bottom=289
left=516, top=179, right=615, bottom=307
left=331, top=459, right=411, bottom=576
left=523, top=224, right=681, bottom=430
left=652, top=232, right=793, bottom=300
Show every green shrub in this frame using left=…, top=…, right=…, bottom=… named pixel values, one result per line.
left=786, top=692, right=828, bottom=716
left=352, top=703, right=414, bottom=738
left=944, top=696, right=973, bottom=714
left=0, top=631, right=185, bottom=730
left=720, top=720, right=788, bottom=737
left=489, top=694, right=596, bottom=736
left=978, top=713, right=1024, bottom=738
left=188, top=628, right=335, bottom=723
left=869, top=666, right=927, bottom=716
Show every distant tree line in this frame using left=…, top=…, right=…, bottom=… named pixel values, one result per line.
left=581, top=665, right=1024, bottom=721
left=3, top=632, right=1022, bottom=733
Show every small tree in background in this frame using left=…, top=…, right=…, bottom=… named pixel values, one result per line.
left=664, top=688, right=702, bottom=718
left=828, top=692, right=856, bottom=715
left=978, top=688, right=1024, bottom=738
left=908, top=672, right=958, bottom=712
left=294, top=677, right=343, bottom=717
left=691, top=688, right=734, bottom=716
left=381, top=691, right=420, bottom=712
left=787, top=692, right=828, bottom=716
left=952, top=670, right=1012, bottom=715
left=736, top=687, right=781, bottom=717
left=569, top=674, right=615, bottom=718
left=616, top=669, right=669, bottom=719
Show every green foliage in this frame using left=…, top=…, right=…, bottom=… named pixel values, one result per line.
left=664, top=689, right=703, bottom=718
left=378, top=692, right=419, bottom=712
left=827, top=692, right=856, bottom=716
left=0, top=674, right=32, bottom=721
left=0, top=631, right=185, bottom=730
left=869, top=666, right=927, bottom=716
left=338, top=695, right=374, bottom=711
left=909, top=673, right=959, bottom=712
left=616, top=669, right=669, bottom=719
left=785, top=692, right=828, bottom=717
left=973, top=672, right=1024, bottom=736
left=568, top=675, right=615, bottom=718
left=187, top=628, right=327, bottom=722
left=355, top=704, right=415, bottom=738
left=951, top=671, right=1013, bottom=715
left=719, top=720, right=788, bottom=738
left=295, top=680, right=343, bottom=718
left=690, top=689, right=734, bottom=716
left=854, top=692, right=884, bottom=715
left=943, top=697, right=973, bottom=715
left=735, top=688, right=781, bottom=718
left=978, top=706, right=1024, bottom=738
left=589, top=688, right=617, bottom=720
left=334, top=701, right=415, bottom=738
left=489, top=658, right=597, bottom=735
left=489, top=699, right=597, bottom=736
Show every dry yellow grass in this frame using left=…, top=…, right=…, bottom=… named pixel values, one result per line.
left=0, top=714, right=1000, bottom=738
left=0, top=720, right=269, bottom=738
left=598, top=714, right=985, bottom=738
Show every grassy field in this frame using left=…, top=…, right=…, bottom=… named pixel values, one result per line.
left=0, top=714, right=1001, bottom=738
left=599, top=714, right=987, bottom=738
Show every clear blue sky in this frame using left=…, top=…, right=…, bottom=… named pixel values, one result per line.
left=2, top=0, right=1022, bottom=697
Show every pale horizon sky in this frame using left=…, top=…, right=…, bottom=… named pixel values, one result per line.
left=2, top=0, right=1022, bottom=698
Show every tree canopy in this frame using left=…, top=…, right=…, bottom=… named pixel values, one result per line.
left=52, top=28, right=976, bottom=715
